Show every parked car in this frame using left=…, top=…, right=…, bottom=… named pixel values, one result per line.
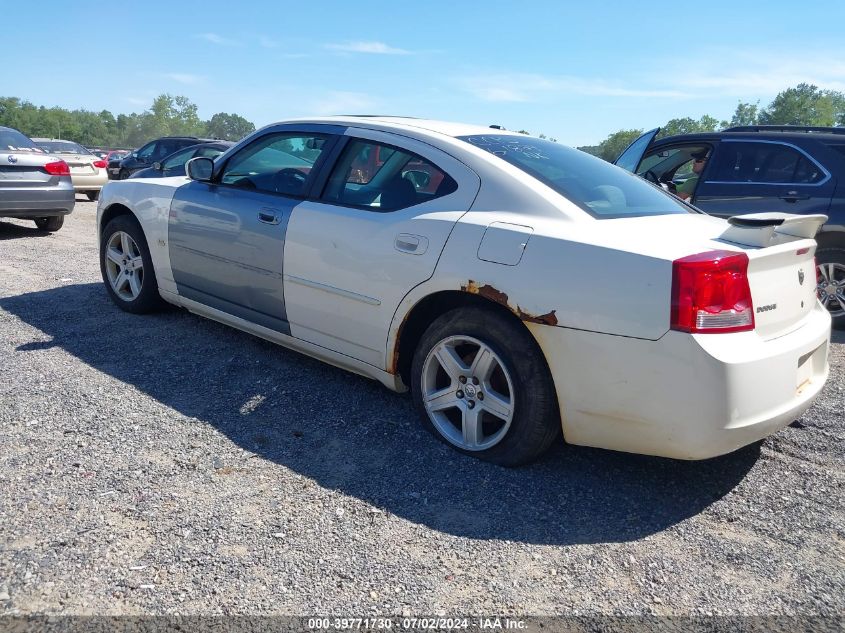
left=615, top=125, right=845, bottom=328
left=0, top=126, right=74, bottom=231
left=34, top=138, right=108, bottom=201
left=96, top=117, right=831, bottom=466
left=104, top=149, right=131, bottom=164
left=130, top=141, right=234, bottom=179
left=108, top=137, right=216, bottom=180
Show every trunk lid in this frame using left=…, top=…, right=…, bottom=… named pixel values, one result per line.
left=719, top=213, right=826, bottom=340
left=0, top=150, right=56, bottom=189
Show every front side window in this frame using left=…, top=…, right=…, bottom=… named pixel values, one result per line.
left=460, top=135, right=692, bottom=219
left=220, top=133, right=329, bottom=196
left=161, top=146, right=197, bottom=170
left=322, top=139, right=456, bottom=211
left=708, top=142, right=825, bottom=184
left=136, top=142, right=156, bottom=160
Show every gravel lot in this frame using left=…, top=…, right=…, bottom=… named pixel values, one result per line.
left=1, top=199, right=844, bottom=618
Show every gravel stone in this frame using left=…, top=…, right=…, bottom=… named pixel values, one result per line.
left=0, top=201, right=843, bottom=616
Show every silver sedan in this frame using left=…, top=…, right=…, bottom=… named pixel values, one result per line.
left=0, top=126, right=74, bottom=232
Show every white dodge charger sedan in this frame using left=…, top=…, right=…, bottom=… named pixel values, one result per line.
left=96, top=117, right=832, bottom=466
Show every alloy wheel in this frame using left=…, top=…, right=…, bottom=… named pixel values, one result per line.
left=817, top=262, right=845, bottom=317
left=421, top=335, right=515, bottom=451
left=104, top=231, right=144, bottom=301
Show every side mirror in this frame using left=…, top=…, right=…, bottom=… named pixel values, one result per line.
left=152, top=161, right=162, bottom=171
left=186, top=156, right=214, bottom=182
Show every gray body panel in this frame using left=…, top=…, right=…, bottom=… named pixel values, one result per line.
left=168, top=180, right=295, bottom=334
left=0, top=152, right=75, bottom=217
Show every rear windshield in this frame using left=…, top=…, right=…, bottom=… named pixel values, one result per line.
left=37, top=140, right=90, bottom=155
left=0, top=128, right=44, bottom=153
left=458, top=135, right=693, bottom=219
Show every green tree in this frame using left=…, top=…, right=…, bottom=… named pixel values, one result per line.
left=583, top=129, right=644, bottom=162
left=728, top=101, right=760, bottom=127
left=759, top=83, right=845, bottom=126
left=658, top=114, right=721, bottom=138
left=206, top=112, right=256, bottom=141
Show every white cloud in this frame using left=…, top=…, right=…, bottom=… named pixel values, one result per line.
left=462, top=73, right=691, bottom=103
left=196, top=32, right=239, bottom=46
left=326, top=40, right=411, bottom=55
left=657, top=47, right=845, bottom=97
left=162, top=73, right=203, bottom=85
left=311, top=91, right=377, bottom=115
left=124, top=97, right=149, bottom=107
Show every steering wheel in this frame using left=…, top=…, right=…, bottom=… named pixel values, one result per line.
left=642, top=170, right=660, bottom=184
left=273, top=168, right=307, bottom=194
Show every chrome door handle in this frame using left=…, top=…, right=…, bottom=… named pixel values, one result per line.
left=258, top=208, right=281, bottom=225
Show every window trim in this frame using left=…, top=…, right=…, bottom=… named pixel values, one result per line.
left=211, top=130, right=340, bottom=200
left=316, top=136, right=458, bottom=213
left=703, top=139, right=831, bottom=187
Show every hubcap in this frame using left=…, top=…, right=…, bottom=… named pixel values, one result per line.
left=104, top=231, right=144, bottom=301
left=421, top=335, right=515, bottom=451
left=816, top=262, right=845, bottom=317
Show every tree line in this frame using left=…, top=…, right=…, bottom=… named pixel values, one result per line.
left=0, top=94, right=256, bottom=148
left=2, top=83, right=843, bottom=155
left=577, top=83, right=845, bottom=162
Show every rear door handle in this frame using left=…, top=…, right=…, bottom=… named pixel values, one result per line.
left=258, top=208, right=281, bottom=225
left=779, top=191, right=809, bottom=203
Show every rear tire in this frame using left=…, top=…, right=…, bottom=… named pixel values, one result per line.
left=816, top=247, right=845, bottom=330
left=86, top=190, right=100, bottom=201
left=34, top=216, right=64, bottom=232
left=119, top=169, right=130, bottom=180
left=100, top=214, right=162, bottom=314
left=410, top=306, right=560, bottom=467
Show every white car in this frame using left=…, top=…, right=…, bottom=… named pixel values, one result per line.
left=33, top=138, right=108, bottom=201
left=96, top=117, right=832, bottom=466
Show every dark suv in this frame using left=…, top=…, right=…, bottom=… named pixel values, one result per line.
left=616, top=125, right=845, bottom=328
left=108, top=136, right=216, bottom=180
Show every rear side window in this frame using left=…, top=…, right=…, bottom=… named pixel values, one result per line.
left=459, top=135, right=691, bottom=219
left=708, top=142, right=825, bottom=184
left=321, top=139, right=457, bottom=212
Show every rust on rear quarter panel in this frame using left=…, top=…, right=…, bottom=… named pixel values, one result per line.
left=461, top=279, right=559, bottom=326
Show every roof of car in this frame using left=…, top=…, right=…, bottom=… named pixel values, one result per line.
left=276, top=116, right=525, bottom=139
left=656, top=129, right=845, bottom=144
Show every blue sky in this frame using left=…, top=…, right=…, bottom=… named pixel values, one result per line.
left=3, top=0, right=845, bottom=146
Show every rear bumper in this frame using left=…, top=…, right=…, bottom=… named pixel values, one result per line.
left=529, top=303, right=832, bottom=460
left=71, top=171, right=107, bottom=191
left=0, top=184, right=75, bottom=217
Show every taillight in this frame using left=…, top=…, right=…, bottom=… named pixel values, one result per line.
left=93, top=160, right=107, bottom=169
left=44, top=160, right=70, bottom=176
left=671, top=250, right=755, bottom=334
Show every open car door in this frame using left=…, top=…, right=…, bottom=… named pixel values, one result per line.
left=614, top=128, right=660, bottom=173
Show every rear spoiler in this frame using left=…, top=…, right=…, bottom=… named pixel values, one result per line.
left=720, top=213, right=828, bottom=247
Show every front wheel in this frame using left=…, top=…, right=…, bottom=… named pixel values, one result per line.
left=816, top=247, right=845, bottom=330
left=100, top=214, right=162, bottom=314
left=34, top=216, right=64, bottom=232
left=411, top=307, right=560, bottom=467
left=119, top=169, right=130, bottom=180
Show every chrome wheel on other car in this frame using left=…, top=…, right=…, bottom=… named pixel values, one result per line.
left=104, top=230, right=144, bottom=302
left=421, top=335, right=515, bottom=451
left=817, top=261, right=845, bottom=317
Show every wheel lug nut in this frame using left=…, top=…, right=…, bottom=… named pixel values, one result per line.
left=456, top=390, right=464, bottom=399
left=477, top=392, right=484, bottom=400
left=459, top=376, right=467, bottom=384
left=471, top=376, right=479, bottom=385
left=467, top=400, right=475, bottom=409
